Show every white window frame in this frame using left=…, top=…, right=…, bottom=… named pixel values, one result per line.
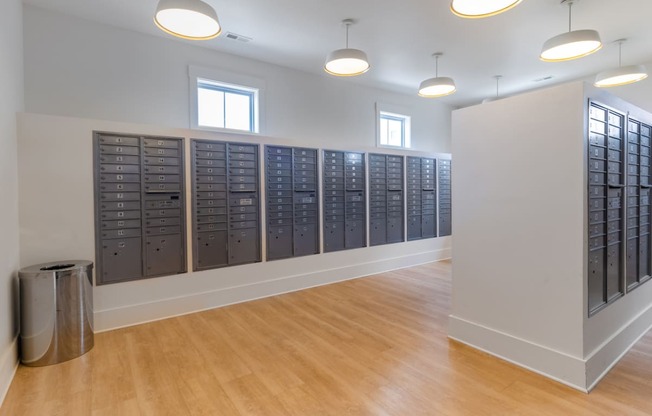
left=189, top=65, right=266, bottom=134
left=376, top=102, right=411, bottom=149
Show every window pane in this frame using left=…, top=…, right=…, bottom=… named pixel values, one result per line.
left=387, top=118, right=403, bottom=146
left=198, top=87, right=225, bottom=128
left=380, top=117, right=389, bottom=145
left=224, top=92, right=251, bottom=131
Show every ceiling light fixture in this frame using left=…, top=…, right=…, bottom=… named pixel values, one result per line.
left=324, top=19, right=370, bottom=77
left=419, top=53, right=456, bottom=98
left=540, top=0, right=601, bottom=62
left=482, top=75, right=503, bottom=103
left=595, top=39, right=648, bottom=88
left=450, top=0, right=523, bottom=18
left=154, top=0, right=221, bottom=40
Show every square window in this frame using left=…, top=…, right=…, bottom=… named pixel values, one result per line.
left=378, top=109, right=411, bottom=149
left=197, top=78, right=258, bottom=133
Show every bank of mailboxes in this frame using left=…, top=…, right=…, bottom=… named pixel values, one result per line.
left=94, top=133, right=187, bottom=285
left=369, top=154, right=404, bottom=246
left=191, top=140, right=261, bottom=270
left=265, top=146, right=320, bottom=260
left=406, top=157, right=437, bottom=240
left=323, top=150, right=367, bottom=252
left=438, top=158, right=452, bottom=236
left=588, top=101, right=652, bottom=315
left=95, top=133, right=453, bottom=284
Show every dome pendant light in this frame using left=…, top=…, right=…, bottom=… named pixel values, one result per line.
left=595, top=40, right=648, bottom=88
left=482, top=75, right=503, bottom=103
left=540, top=0, right=601, bottom=62
left=419, top=53, right=456, bottom=98
left=324, top=19, right=370, bottom=77
left=451, top=0, right=523, bottom=19
left=154, top=0, right=221, bottom=40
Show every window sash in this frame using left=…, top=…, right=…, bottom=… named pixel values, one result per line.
left=380, top=113, right=406, bottom=147
left=197, top=80, right=256, bottom=132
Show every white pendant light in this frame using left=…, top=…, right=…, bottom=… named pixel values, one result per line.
left=419, top=53, right=456, bottom=98
left=482, top=75, right=503, bottom=103
left=154, top=0, right=221, bottom=40
left=451, top=0, right=523, bottom=18
left=324, top=19, right=370, bottom=77
left=595, top=40, right=648, bottom=88
left=540, top=0, right=601, bottom=62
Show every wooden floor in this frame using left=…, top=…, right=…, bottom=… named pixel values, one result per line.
left=2, top=260, right=652, bottom=415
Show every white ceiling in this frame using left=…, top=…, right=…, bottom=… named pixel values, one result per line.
left=22, top=0, right=652, bottom=107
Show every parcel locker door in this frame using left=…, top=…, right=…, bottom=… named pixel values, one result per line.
left=407, top=216, right=421, bottom=240
left=294, top=224, right=318, bottom=257
left=606, top=244, right=621, bottom=302
left=197, top=231, right=228, bottom=269
left=229, top=228, right=259, bottom=264
left=588, top=249, right=606, bottom=313
left=268, top=226, right=293, bottom=260
left=101, top=237, right=143, bottom=283
left=387, top=217, right=403, bottom=243
left=370, top=219, right=387, bottom=246
left=640, top=235, right=651, bottom=280
left=146, top=234, right=184, bottom=276
left=345, top=220, right=365, bottom=248
left=626, top=238, right=639, bottom=290
left=324, top=222, right=345, bottom=252
left=422, top=213, right=436, bottom=238
left=439, top=215, right=452, bottom=237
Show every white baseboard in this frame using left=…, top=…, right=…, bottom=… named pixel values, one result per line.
left=95, top=248, right=450, bottom=332
left=448, top=315, right=588, bottom=392
left=585, top=301, right=652, bottom=391
left=0, top=337, right=18, bottom=408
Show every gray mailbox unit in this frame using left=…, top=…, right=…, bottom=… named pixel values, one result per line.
left=587, top=101, right=627, bottom=314
left=265, top=145, right=319, bottom=260
left=626, top=116, right=652, bottom=292
left=369, top=153, right=405, bottom=246
left=322, top=150, right=366, bottom=252
left=406, top=156, right=437, bottom=240
left=94, top=132, right=187, bottom=285
left=438, top=157, right=452, bottom=237
left=192, top=140, right=261, bottom=270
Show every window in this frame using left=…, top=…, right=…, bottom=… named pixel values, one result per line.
left=189, top=66, right=265, bottom=134
left=376, top=104, right=411, bottom=148
left=197, top=79, right=257, bottom=132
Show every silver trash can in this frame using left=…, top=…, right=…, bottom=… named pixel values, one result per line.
left=19, top=260, right=94, bottom=366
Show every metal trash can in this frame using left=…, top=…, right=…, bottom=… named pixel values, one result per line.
left=19, top=260, right=94, bottom=366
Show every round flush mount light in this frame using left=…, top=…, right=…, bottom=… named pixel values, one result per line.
left=450, top=0, right=523, bottom=18
left=324, top=19, right=370, bottom=76
left=418, top=53, right=457, bottom=98
left=154, top=0, right=221, bottom=40
left=540, top=0, right=602, bottom=62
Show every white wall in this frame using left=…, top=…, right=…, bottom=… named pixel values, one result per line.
left=18, top=112, right=451, bottom=331
left=450, top=81, right=652, bottom=392
left=23, top=5, right=451, bottom=153
left=0, top=0, right=23, bottom=405
left=449, top=82, right=588, bottom=390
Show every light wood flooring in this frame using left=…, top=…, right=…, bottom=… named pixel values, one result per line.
left=2, top=260, right=652, bottom=415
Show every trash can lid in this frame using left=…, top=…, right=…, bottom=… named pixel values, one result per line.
left=19, top=260, right=93, bottom=276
